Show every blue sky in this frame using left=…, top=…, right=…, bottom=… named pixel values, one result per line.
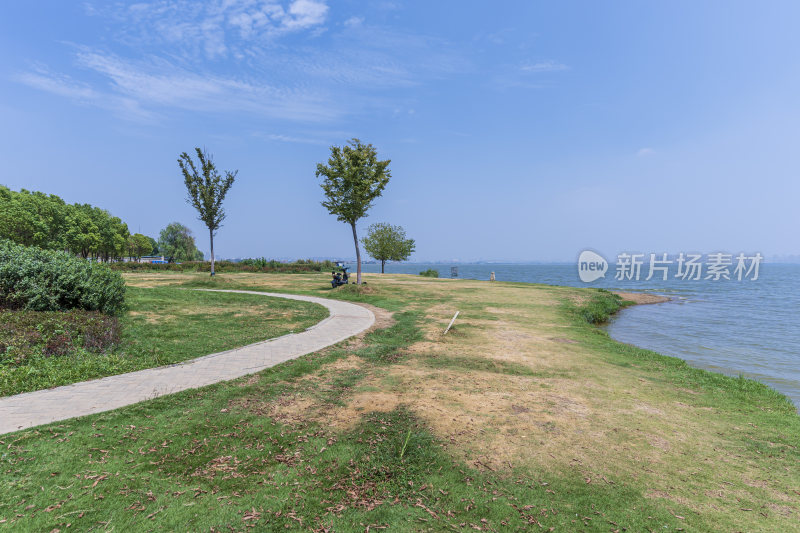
left=1, top=1, right=799, bottom=262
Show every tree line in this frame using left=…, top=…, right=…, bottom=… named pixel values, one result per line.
left=0, top=186, right=138, bottom=261
left=0, top=186, right=205, bottom=264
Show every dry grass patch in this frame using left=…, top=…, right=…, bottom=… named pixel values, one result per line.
left=122, top=272, right=198, bottom=287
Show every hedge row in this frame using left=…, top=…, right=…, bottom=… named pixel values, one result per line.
left=0, top=239, right=126, bottom=315
left=110, top=259, right=337, bottom=273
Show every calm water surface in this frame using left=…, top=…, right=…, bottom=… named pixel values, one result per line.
left=354, top=262, right=800, bottom=407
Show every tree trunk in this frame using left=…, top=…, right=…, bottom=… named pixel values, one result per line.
left=381, top=260, right=385, bottom=274
left=351, top=222, right=362, bottom=284
left=209, top=228, right=215, bottom=277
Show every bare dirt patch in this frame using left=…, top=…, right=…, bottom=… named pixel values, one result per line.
left=127, top=310, right=168, bottom=324
left=232, top=393, right=317, bottom=426
left=359, top=302, right=395, bottom=333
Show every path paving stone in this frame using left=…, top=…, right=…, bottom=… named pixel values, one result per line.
left=0, top=289, right=374, bottom=434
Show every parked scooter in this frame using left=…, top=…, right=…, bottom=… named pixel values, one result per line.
left=330, top=266, right=350, bottom=288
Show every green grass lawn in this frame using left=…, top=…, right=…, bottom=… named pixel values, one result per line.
left=0, top=287, right=328, bottom=396
left=1, top=273, right=798, bottom=532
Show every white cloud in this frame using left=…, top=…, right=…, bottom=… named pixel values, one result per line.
left=520, top=60, right=569, bottom=73
left=284, top=0, right=328, bottom=29
left=637, top=147, right=655, bottom=157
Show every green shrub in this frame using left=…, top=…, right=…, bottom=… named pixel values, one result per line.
left=419, top=268, right=439, bottom=278
left=0, top=239, right=126, bottom=315
left=578, top=289, right=625, bottom=324
left=0, top=309, right=120, bottom=365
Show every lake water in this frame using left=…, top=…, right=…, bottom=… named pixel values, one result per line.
left=354, top=261, right=800, bottom=407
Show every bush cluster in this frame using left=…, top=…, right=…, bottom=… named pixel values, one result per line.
left=0, top=309, right=120, bottom=365
left=0, top=239, right=126, bottom=315
left=580, top=289, right=625, bottom=324
left=419, top=269, right=439, bottom=278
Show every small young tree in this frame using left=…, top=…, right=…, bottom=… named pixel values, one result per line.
left=361, top=223, right=415, bottom=273
left=178, top=148, right=237, bottom=276
left=316, top=139, right=390, bottom=284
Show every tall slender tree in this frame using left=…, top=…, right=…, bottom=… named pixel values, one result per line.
left=178, top=148, right=237, bottom=276
left=315, top=139, right=391, bottom=284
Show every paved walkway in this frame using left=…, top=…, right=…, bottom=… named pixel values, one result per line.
left=0, top=289, right=374, bottom=435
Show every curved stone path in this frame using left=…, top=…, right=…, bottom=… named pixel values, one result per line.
left=0, top=289, right=375, bottom=435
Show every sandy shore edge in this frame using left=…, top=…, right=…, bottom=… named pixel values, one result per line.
left=612, top=291, right=670, bottom=305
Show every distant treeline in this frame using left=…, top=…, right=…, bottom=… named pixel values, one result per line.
left=110, top=258, right=338, bottom=273
left=0, top=186, right=156, bottom=262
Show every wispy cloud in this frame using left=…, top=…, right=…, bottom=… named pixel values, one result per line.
left=637, top=147, right=655, bottom=157
left=14, top=65, right=153, bottom=119
left=18, top=50, right=338, bottom=122
left=520, top=60, right=569, bottom=73
left=15, top=67, right=98, bottom=101
left=17, top=4, right=470, bottom=124
left=344, top=16, right=364, bottom=27
left=86, top=0, right=329, bottom=59
left=491, top=58, right=569, bottom=90
left=254, top=132, right=330, bottom=145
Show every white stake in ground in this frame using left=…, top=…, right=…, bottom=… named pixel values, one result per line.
left=444, top=311, right=460, bottom=335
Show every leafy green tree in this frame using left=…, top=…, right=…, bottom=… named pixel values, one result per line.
left=65, top=207, right=100, bottom=258
left=315, top=139, right=391, bottom=284
left=0, top=189, right=69, bottom=249
left=361, top=223, right=415, bottom=273
left=178, top=148, right=237, bottom=276
left=128, top=233, right=154, bottom=261
left=0, top=189, right=43, bottom=247
left=23, top=190, right=68, bottom=250
left=158, top=222, right=199, bottom=263
left=146, top=236, right=159, bottom=255
left=89, top=207, right=129, bottom=262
